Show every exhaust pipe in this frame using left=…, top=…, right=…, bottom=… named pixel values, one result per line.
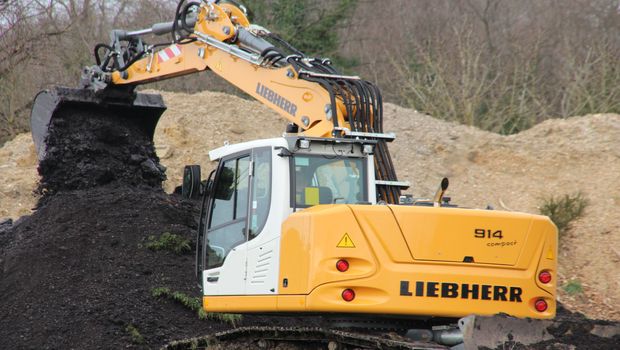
left=433, top=177, right=449, bottom=207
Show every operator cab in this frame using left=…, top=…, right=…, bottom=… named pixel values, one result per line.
left=187, top=137, right=377, bottom=295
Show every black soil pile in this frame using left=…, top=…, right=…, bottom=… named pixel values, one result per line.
left=37, top=105, right=166, bottom=197
left=0, top=108, right=224, bottom=349
left=0, top=108, right=309, bottom=349
left=0, top=186, right=232, bottom=349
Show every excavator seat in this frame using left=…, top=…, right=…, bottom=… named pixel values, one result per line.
left=300, top=186, right=333, bottom=206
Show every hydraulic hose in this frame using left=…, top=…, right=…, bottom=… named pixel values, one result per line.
left=116, top=50, right=147, bottom=72
left=94, top=43, right=113, bottom=67
left=172, top=0, right=195, bottom=43
left=181, top=2, right=200, bottom=34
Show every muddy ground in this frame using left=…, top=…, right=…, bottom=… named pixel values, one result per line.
left=0, top=93, right=618, bottom=349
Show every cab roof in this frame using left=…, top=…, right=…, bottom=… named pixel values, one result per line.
left=208, top=136, right=376, bottom=161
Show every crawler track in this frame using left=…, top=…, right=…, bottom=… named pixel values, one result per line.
left=163, top=326, right=448, bottom=350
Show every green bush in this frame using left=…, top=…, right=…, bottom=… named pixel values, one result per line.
left=563, top=279, right=584, bottom=296
left=539, top=192, right=588, bottom=234
left=145, top=232, right=191, bottom=255
left=151, top=287, right=242, bottom=326
left=251, top=0, right=357, bottom=70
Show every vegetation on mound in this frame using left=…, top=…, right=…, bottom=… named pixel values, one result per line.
left=539, top=192, right=588, bottom=235
left=146, top=232, right=191, bottom=255
left=563, top=279, right=584, bottom=296
left=152, top=287, right=242, bottom=326
left=125, top=324, right=145, bottom=345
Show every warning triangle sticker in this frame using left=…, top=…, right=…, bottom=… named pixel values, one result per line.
left=336, top=233, right=355, bottom=248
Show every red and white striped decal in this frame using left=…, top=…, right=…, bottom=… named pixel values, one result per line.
left=157, top=44, right=182, bottom=63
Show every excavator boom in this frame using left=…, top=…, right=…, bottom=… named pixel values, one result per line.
left=30, top=0, right=402, bottom=203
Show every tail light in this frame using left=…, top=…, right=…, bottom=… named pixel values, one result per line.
left=538, top=270, right=552, bottom=284
left=534, top=299, right=548, bottom=312
left=341, top=289, right=355, bottom=302
left=336, top=259, right=349, bottom=272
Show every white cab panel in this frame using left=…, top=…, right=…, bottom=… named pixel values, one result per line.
left=245, top=146, right=291, bottom=294
left=204, top=246, right=246, bottom=295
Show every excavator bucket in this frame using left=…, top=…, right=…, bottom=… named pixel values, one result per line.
left=30, top=86, right=166, bottom=160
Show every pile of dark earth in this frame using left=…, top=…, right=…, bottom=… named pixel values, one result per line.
left=0, top=108, right=316, bottom=349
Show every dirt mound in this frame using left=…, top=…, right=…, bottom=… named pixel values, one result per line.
left=523, top=305, right=620, bottom=349
left=150, top=90, right=285, bottom=193
left=0, top=133, right=38, bottom=219
left=37, top=105, right=166, bottom=197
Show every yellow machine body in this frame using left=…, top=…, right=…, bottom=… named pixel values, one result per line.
left=204, top=204, right=557, bottom=319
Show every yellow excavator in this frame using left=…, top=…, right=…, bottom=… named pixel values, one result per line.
left=31, top=1, right=561, bottom=348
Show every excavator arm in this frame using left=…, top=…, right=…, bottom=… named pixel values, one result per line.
left=93, top=1, right=338, bottom=137
left=31, top=0, right=402, bottom=203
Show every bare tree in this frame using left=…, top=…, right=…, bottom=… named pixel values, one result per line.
left=1, top=0, right=619, bottom=144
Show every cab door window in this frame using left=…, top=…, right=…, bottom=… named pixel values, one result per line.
left=249, top=148, right=271, bottom=240
left=206, top=155, right=250, bottom=269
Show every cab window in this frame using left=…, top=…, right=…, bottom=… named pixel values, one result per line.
left=204, top=148, right=272, bottom=270
left=206, top=155, right=250, bottom=269
left=249, top=148, right=271, bottom=240
left=292, top=155, right=366, bottom=208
